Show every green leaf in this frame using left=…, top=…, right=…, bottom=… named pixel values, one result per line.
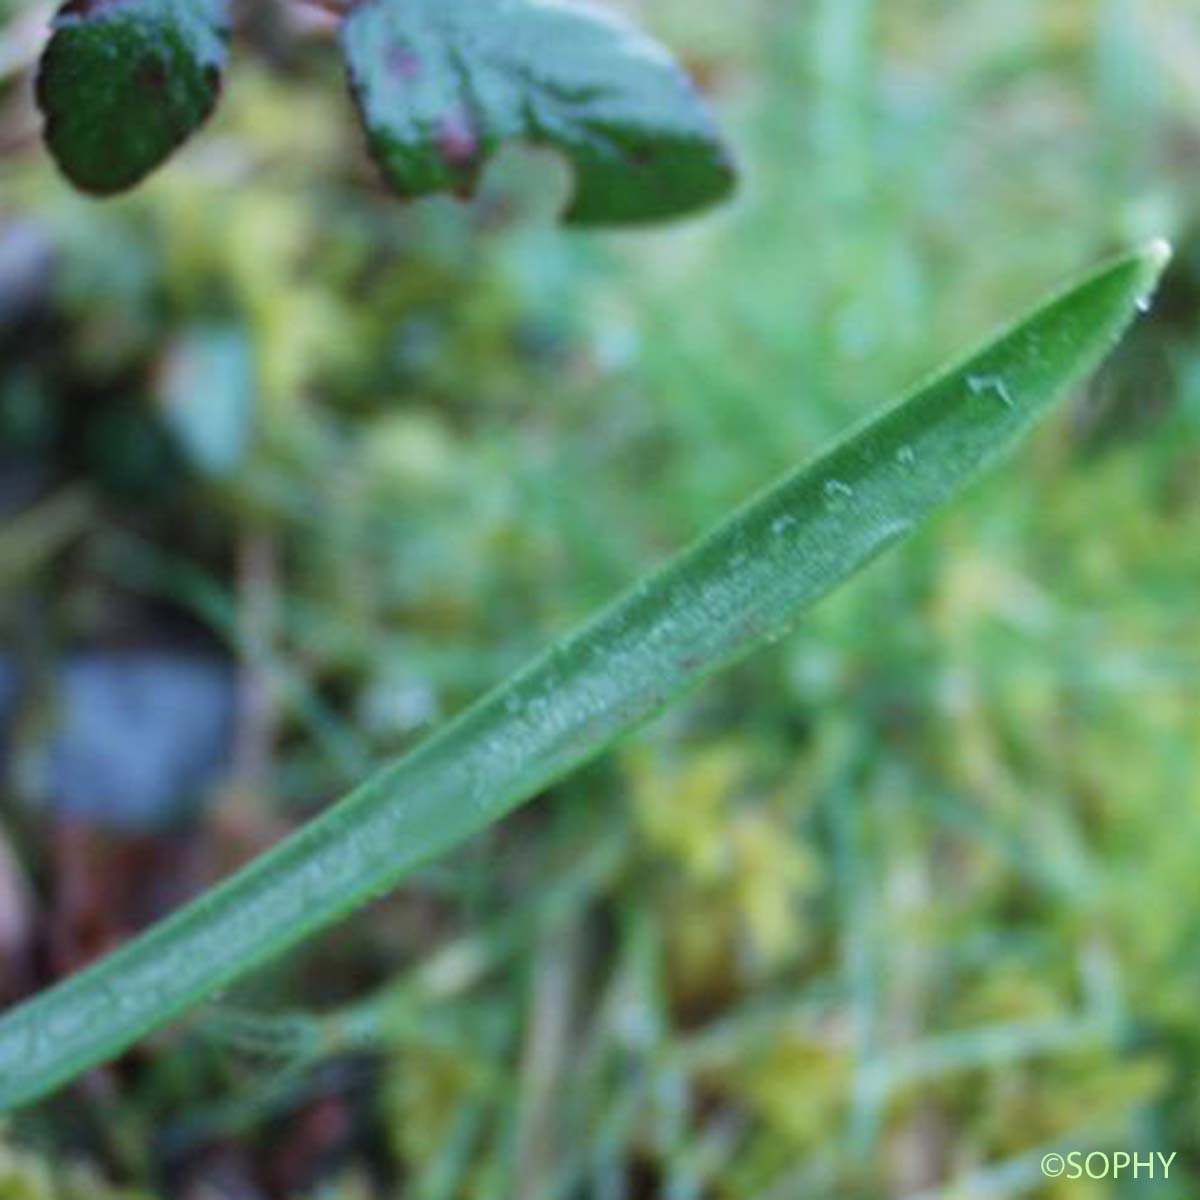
left=158, top=325, right=255, bottom=477
left=339, top=0, right=737, bottom=225
left=37, top=0, right=231, bottom=195
left=0, top=241, right=1170, bottom=1111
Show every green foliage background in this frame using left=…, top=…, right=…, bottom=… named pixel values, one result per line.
left=1, top=0, right=1200, bottom=1196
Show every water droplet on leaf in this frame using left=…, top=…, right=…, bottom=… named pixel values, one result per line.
left=968, top=373, right=1014, bottom=409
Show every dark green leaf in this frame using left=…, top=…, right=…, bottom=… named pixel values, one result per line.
left=37, top=0, right=231, bottom=195
left=340, top=0, right=736, bottom=225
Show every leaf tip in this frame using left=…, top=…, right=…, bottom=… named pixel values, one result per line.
left=1129, top=236, right=1173, bottom=310
left=1144, top=237, right=1173, bottom=273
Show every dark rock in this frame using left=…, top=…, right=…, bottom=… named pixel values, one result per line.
left=46, top=652, right=236, bottom=832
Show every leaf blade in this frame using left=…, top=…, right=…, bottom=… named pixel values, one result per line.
left=37, top=0, right=231, bottom=195
left=339, top=0, right=736, bottom=225
left=0, top=241, right=1169, bottom=1111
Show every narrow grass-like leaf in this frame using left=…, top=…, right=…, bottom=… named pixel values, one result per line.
left=0, top=241, right=1170, bottom=1112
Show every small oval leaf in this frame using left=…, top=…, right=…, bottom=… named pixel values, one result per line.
left=37, top=0, right=231, bottom=195
left=340, top=0, right=737, bottom=225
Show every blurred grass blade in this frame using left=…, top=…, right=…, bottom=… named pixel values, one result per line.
left=0, top=240, right=1170, bottom=1112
